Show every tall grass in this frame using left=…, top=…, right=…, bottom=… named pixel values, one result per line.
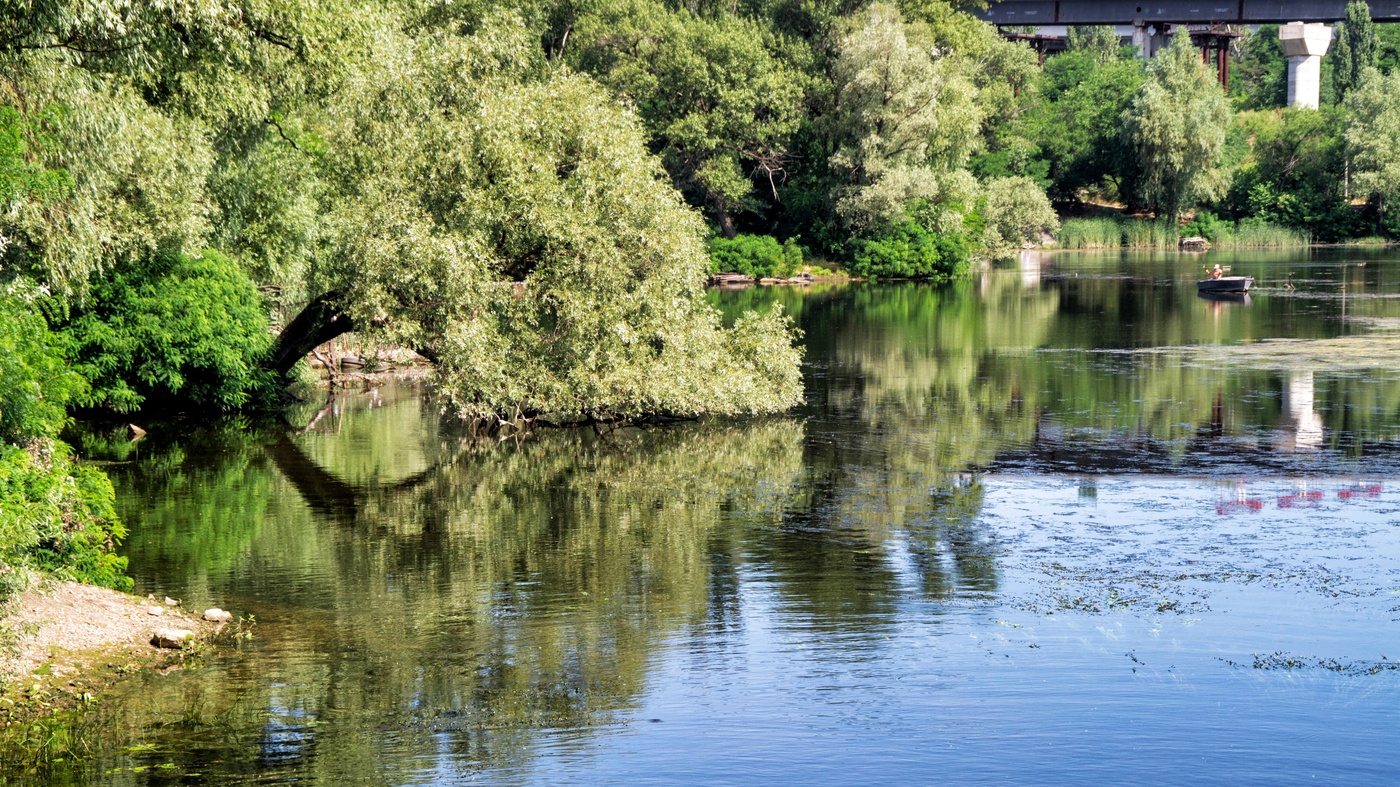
left=1056, top=217, right=1177, bottom=249
left=1212, top=222, right=1310, bottom=248
left=1121, top=219, right=1179, bottom=249
left=1055, top=218, right=1122, bottom=249
left=1055, top=217, right=1309, bottom=249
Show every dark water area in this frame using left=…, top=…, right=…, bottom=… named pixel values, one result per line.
left=27, top=248, right=1400, bottom=784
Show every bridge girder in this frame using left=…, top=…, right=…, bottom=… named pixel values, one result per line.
left=978, top=1, right=1400, bottom=26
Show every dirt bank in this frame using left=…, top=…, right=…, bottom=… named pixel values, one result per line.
left=0, top=580, right=229, bottom=725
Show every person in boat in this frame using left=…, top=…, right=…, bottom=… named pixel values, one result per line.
left=1211, top=264, right=1223, bottom=279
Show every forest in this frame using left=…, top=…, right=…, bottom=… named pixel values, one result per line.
left=6, top=0, right=1400, bottom=591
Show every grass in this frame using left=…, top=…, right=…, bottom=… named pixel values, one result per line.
left=1055, top=217, right=1123, bottom=249
left=1056, top=216, right=1177, bottom=249
left=1211, top=222, right=1310, bottom=248
left=1055, top=216, right=1309, bottom=249
left=1120, top=218, right=1179, bottom=249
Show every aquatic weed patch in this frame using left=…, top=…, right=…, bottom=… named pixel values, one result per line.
left=1012, top=562, right=1216, bottom=616
left=1223, top=652, right=1400, bottom=676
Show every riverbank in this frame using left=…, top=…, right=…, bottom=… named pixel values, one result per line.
left=0, top=580, right=229, bottom=728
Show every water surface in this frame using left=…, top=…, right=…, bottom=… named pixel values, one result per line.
left=35, top=248, right=1400, bottom=784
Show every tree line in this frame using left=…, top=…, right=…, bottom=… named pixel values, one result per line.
left=1027, top=3, right=1400, bottom=244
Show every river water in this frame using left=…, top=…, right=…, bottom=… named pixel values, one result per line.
left=31, top=248, right=1400, bottom=784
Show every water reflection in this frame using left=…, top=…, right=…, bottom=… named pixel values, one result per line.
left=27, top=249, right=1400, bottom=784
left=1279, top=371, right=1325, bottom=452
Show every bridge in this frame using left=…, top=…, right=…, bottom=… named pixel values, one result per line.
left=981, top=2, right=1363, bottom=107
left=977, top=1, right=1400, bottom=25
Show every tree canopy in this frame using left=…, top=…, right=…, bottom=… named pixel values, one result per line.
left=1345, top=67, right=1400, bottom=224
left=1334, top=1, right=1379, bottom=102
left=1122, top=28, right=1230, bottom=221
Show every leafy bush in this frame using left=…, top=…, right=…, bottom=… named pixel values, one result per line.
left=61, top=249, right=275, bottom=413
left=0, top=291, right=129, bottom=599
left=848, top=219, right=971, bottom=280
left=709, top=234, right=804, bottom=278
left=0, top=287, right=83, bottom=444
left=1182, top=210, right=1231, bottom=242
left=0, top=443, right=130, bottom=595
left=979, top=175, right=1060, bottom=256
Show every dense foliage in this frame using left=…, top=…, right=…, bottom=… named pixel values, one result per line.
left=849, top=217, right=971, bottom=279
left=1122, top=29, right=1231, bottom=222
left=709, top=234, right=804, bottom=278
left=0, top=292, right=129, bottom=598
left=1013, top=6, right=1400, bottom=246
left=60, top=250, right=275, bottom=413
left=12, top=1, right=1400, bottom=421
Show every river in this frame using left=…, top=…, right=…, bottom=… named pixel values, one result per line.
left=30, top=247, right=1400, bottom=784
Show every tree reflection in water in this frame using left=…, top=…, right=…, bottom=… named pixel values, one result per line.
left=37, top=250, right=1400, bottom=783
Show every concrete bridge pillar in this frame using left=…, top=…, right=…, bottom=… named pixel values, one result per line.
left=1279, top=22, right=1333, bottom=109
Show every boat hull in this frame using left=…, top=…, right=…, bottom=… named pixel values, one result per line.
left=1197, top=291, right=1251, bottom=305
left=1197, top=276, right=1253, bottom=293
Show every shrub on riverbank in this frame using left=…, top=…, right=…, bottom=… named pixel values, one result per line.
left=848, top=219, right=972, bottom=279
left=0, top=292, right=129, bottom=600
left=709, top=234, right=804, bottom=278
left=58, top=250, right=275, bottom=414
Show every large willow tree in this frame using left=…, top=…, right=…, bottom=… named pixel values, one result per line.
left=0, top=0, right=802, bottom=424
left=1121, top=27, right=1230, bottom=221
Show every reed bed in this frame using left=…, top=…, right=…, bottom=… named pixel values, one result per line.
left=1055, top=218, right=1123, bottom=249
left=1056, top=217, right=1310, bottom=249
left=1120, top=219, right=1179, bottom=249
left=1212, top=222, right=1310, bottom=248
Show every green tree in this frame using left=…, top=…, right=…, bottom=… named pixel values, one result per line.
left=1067, top=25, right=1120, bottom=65
left=1344, top=67, right=1400, bottom=228
left=978, top=175, right=1059, bottom=255
left=1229, top=24, right=1287, bottom=110
left=280, top=13, right=803, bottom=423
left=829, top=3, right=981, bottom=231
left=0, top=1, right=803, bottom=423
left=1122, top=27, right=1231, bottom=220
left=1224, top=108, right=1360, bottom=240
left=1332, top=1, right=1378, bottom=102
left=569, top=1, right=808, bottom=237
left=1028, top=53, right=1146, bottom=200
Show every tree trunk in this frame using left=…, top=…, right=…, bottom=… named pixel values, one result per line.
left=268, top=289, right=357, bottom=382
left=714, top=203, right=737, bottom=240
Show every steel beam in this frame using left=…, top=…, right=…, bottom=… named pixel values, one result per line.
left=978, top=1, right=1400, bottom=25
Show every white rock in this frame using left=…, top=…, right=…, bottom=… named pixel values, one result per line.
left=145, top=606, right=164, bottom=616
left=163, top=596, right=179, bottom=606
left=152, top=628, right=194, bottom=649
left=202, top=608, right=233, bottom=623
